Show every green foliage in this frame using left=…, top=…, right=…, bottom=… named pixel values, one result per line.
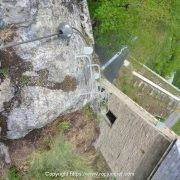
left=0, top=67, right=8, bottom=77
left=120, top=74, right=133, bottom=94
left=7, top=166, right=21, bottom=180
left=173, top=70, right=180, bottom=88
left=27, top=134, right=92, bottom=179
left=58, top=121, right=71, bottom=133
left=20, top=75, right=30, bottom=86
left=155, top=116, right=165, bottom=122
left=115, top=68, right=139, bottom=102
left=171, top=120, right=180, bottom=135
left=88, top=0, right=180, bottom=78
left=82, top=104, right=94, bottom=119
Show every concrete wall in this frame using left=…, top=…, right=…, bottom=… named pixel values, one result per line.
left=133, top=75, right=179, bottom=118
left=151, top=140, right=180, bottom=180
left=96, top=80, right=176, bottom=180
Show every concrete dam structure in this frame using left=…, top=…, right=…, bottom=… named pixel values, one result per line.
left=96, top=79, right=179, bottom=180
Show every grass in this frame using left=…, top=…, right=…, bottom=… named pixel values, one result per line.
left=27, top=134, right=92, bottom=179
left=171, top=120, right=180, bottom=135
left=115, top=65, right=139, bottom=103
left=173, top=70, right=180, bottom=89
left=88, top=0, right=180, bottom=79
left=131, top=59, right=180, bottom=96
left=0, top=67, right=9, bottom=78
left=58, top=121, right=71, bottom=133
left=82, top=104, right=95, bottom=119
left=114, top=64, right=173, bottom=118
left=6, top=166, right=21, bottom=180
left=3, top=111, right=109, bottom=180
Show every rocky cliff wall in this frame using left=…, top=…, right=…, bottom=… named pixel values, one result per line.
left=0, top=0, right=97, bottom=139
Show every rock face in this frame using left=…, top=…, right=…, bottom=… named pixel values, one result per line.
left=0, top=0, right=98, bottom=139
left=0, top=142, right=11, bottom=164
left=0, top=78, right=14, bottom=112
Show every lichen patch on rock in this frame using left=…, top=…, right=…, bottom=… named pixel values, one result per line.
left=0, top=25, right=16, bottom=43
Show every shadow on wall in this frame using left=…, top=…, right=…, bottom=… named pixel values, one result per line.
left=134, top=138, right=170, bottom=179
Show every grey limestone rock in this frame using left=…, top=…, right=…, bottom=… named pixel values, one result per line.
left=0, top=0, right=98, bottom=139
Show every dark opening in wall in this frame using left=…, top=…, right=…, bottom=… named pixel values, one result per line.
left=106, top=110, right=117, bottom=125
left=98, top=86, right=105, bottom=92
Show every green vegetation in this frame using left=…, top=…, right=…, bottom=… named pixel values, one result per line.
left=27, top=134, right=92, bottom=179
left=88, top=0, right=180, bottom=79
left=118, top=74, right=139, bottom=103
left=131, top=59, right=180, bottom=96
left=119, top=74, right=134, bottom=94
left=115, top=65, right=139, bottom=102
left=155, top=116, right=165, bottom=122
left=20, top=75, right=30, bottom=86
left=7, top=166, right=21, bottom=180
left=58, top=121, right=71, bottom=133
left=0, top=67, right=8, bottom=77
left=172, top=120, right=180, bottom=135
left=173, top=70, right=180, bottom=88
left=4, top=111, right=105, bottom=180
left=82, top=104, right=95, bottom=119
left=115, top=64, right=174, bottom=118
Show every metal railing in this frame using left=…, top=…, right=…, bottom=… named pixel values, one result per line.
left=75, top=48, right=101, bottom=99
